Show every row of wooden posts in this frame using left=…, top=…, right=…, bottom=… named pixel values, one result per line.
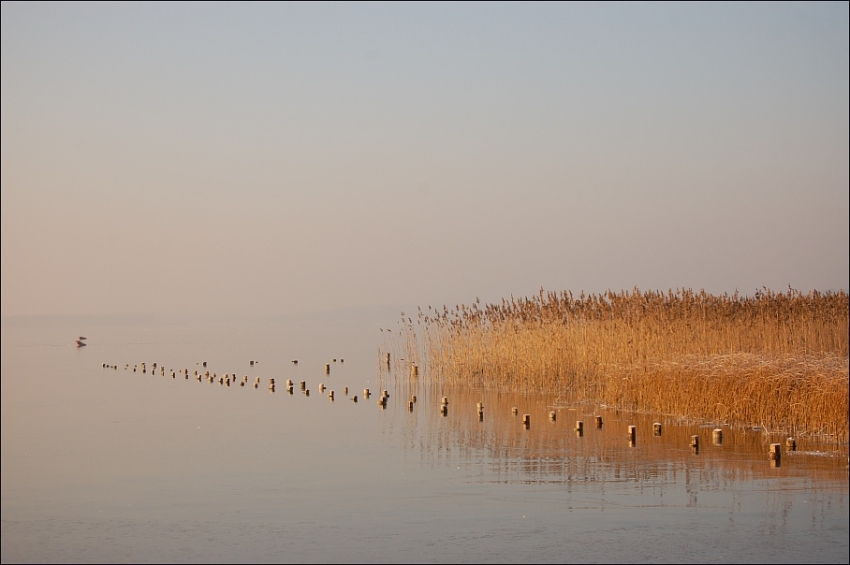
left=433, top=402, right=795, bottom=463
left=111, top=360, right=797, bottom=464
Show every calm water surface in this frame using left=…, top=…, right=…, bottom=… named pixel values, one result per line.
left=2, top=314, right=848, bottom=564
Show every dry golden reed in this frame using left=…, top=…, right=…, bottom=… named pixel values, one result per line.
left=391, top=287, right=849, bottom=442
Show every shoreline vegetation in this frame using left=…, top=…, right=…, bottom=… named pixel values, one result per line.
left=389, top=287, right=849, bottom=443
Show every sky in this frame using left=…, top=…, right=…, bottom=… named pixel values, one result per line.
left=1, top=1, right=848, bottom=318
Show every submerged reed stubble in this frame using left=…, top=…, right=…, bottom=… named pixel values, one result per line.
left=395, top=288, right=848, bottom=442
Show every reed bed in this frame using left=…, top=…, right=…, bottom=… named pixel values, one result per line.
left=391, top=288, right=849, bottom=442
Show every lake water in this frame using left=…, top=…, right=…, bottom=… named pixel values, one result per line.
left=2, top=313, right=848, bottom=564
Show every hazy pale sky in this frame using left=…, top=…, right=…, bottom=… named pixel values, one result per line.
left=2, top=1, right=848, bottom=317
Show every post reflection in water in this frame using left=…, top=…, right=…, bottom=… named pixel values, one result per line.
left=385, top=374, right=849, bottom=498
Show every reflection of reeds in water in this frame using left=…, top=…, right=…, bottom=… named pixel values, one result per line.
left=387, top=288, right=849, bottom=442
left=391, top=382, right=849, bottom=486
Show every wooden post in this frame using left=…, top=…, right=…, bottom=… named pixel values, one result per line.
left=574, top=420, right=583, bottom=436
left=325, top=363, right=330, bottom=375
left=523, top=414, right=530, bottom=428
left=712, top=429, right=723, bottom=445
left=786, top=437, right=797, bottom=451
left=690, top=435, right=700, bottom=453
left=769, top=443, right=781, bottom=462
left=595, top=415, right=603, bottom=428
left=653, top=422, right=662, bottom=436
left=627, top=425, right=636, bottom=445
